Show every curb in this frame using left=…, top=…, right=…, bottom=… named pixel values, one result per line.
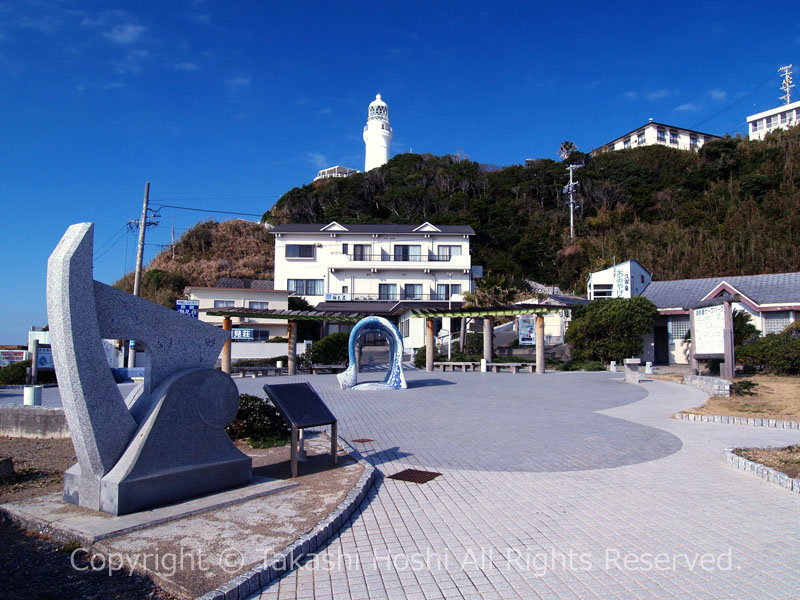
left=673, top=412, right=800, bottom=429
left=197, top=436, right=377, bottom=600
left=724, top=449, right=800, bottom=494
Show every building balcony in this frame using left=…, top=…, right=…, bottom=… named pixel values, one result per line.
left=329, top=252, right=470, bottom=270
left=329, top=292, right=465, bottom=302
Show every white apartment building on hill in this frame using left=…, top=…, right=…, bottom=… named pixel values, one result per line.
left=271, top=221, right=475, bottom=305
left=747, top=100, right=800, bottom=141
left=592, top=120, right=719, bottom=155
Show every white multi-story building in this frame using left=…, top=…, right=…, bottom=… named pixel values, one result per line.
left=746, top=100, right=800, bottom=141
left=592, top=120, right=719, bottom=155
left=271, top=221, right=475, bottom=353
left=363, top=94, right=392, bottom=171
left=272, top=221, right=473, bottom=304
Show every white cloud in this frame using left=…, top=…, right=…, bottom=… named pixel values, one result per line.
left=675, top=102, right=702, bottom=112
left=173, top=61, right=200, bottom=72
left=708, top=88, right=728, bottom=102
left=227, top=74, right=252, bottom=89
left=307, top=152, right=329, bottom=169
left=318, top=107, right=332, bottom=116
left=622, top=91, right=639, bottom=101
left=646, top=89, right=671, bottom=100
left=103, top=23, right=147, bottom=45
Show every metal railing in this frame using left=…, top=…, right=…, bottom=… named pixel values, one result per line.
left=346, top=253, right=461, bottom=262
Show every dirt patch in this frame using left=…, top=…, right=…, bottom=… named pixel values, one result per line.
left=733, top=445, right=800, bottom=479
left=0, top=436, right=76, bottom=503
left=681, top=375, right=800, bottom=421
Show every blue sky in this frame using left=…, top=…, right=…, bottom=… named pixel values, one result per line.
left=1, top=0, right=798, bottom=344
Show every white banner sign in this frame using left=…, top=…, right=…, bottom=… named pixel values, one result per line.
left=693, top=305, right=725, bottom=356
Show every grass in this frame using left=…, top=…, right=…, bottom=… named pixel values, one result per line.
left=682, top=375, right=800, bottom=421
left=733, top=445, right=800, bottom=479
left=247, top=433, right=290, bottom=449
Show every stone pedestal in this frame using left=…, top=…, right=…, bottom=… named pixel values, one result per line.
left=624, top=358, right=641, bottom=383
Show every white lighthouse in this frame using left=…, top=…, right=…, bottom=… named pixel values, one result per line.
left=363, top=93, right=392, bottom=171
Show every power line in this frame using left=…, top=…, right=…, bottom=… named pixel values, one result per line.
left=153, top=204, right=264, bottom=217
left=689, top=74, right=774, bottom=130
left=150, top=195, right=281, bottom=203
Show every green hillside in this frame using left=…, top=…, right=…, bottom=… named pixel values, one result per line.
left=266, top=126, right=800, bottom=293
left=117, top=125, right=800, bottom=306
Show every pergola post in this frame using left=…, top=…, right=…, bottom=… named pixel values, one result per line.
left=483, top=317, right=493, bottom=365
left=535, top=315, right=545, bottom=374
left=287, top=321, right=297, bottom=376
left=425, top=318, right=434, bottom=372
left=221, top=316, right=232, bottom=374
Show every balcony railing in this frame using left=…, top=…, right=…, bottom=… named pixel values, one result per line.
left=346, top=253, right=462, bottom=262
left=333, top=292, right=464, bottom=302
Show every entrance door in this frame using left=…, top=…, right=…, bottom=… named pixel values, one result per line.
left=654, top=326, right=669, bottom=364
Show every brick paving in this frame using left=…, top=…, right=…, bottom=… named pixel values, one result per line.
left=235, top=370, right=800, bottom=600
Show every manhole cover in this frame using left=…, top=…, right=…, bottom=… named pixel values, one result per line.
left=351, top=438, right=374, bottom=443
left=388, top=469, right=442, bottom=484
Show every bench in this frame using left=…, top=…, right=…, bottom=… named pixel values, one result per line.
left=231, top=366, right=288, bottom=378
left=433, top=361, right=480, bottom=372
left=311, top=364, right=348, bottom=375
left=486, top=362, right=535, bottom=373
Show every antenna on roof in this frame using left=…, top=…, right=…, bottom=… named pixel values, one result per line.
left=779, top=64, right=794, bottom=105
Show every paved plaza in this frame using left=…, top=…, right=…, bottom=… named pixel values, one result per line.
left=236, top=370, right=800, bottom=600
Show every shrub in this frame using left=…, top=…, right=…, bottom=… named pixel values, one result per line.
left=736, top=332, right=800, bottom=375
left=414, top=346, right=439, bottom=368
left=310, top=332, right=350, bottom=365
left=452, top=333, right=484, bottom=355
left=0, top=360, right=30, bottom=385
left=566, top=297, right=659, bottom=363
left=560, top=360, right=606, bottom=371
left=226, top=394, right=290, bottom=445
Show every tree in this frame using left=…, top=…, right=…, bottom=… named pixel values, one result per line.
left=566, top=297, right=659, bottom=363
left=559, top=140, right=577, bottom=160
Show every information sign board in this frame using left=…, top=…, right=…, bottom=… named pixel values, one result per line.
left=176, top=299, right=199, bottom=318
left=518, top=316, right=535, bottom=345
left=231, top=329, right=254, bottom=340
left=693, top=305, right=725, bottom=356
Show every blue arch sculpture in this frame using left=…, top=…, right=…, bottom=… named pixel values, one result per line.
left=337, top=316, right=407, bottom=390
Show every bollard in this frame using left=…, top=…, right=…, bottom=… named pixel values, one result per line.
left=609, top=361, right=617, bottom=373
left=276, top=360, right=283, bottom=368
left=480, top=358, right=487, bottom=373
left=624, top=358, right=641, bottom=383
left=23, top=385, right=43, bottom=406
left=645, top=361, right=653, bottom=374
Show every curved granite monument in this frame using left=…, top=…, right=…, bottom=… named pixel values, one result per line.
left=337, top=316, right=407, bottom=390
left=47, top=223, right=251, bottom=515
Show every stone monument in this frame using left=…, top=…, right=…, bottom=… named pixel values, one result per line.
left=338, top=316, right=407, bottom=390
left=47, top=223, right=251, bottom=515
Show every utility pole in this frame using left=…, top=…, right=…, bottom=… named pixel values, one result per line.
left=779, top=64, right=794, bottom=105
left=563, top=164, right=581, bottom=243
left=127, top=182, right=159, bottom=368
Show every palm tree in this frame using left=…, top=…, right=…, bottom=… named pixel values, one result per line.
left=559, top=140, right=577, bottom=160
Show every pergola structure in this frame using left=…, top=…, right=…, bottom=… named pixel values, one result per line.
left=410, top=305, right=567, bottom=374
left=203, top=308, right=368, bottom=375
left=205, top=303, right=578, bottom=376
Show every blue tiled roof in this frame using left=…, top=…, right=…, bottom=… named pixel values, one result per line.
left=642, top=272, right=800, bottom=308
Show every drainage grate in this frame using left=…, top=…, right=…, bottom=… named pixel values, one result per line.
left=388, top=469, right=442, bottom=484
left=351, top=438, right=374, bottom=443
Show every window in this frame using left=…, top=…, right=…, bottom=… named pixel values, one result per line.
left=690, top=135, right=698, bottom=148
left=623, top=137, right=631, bottom=149
left=669, top=316, right=690, bottom=346
left=669, top=130, right=678, bottom=144
left=403, top=284, right=423, bottom=299
left=393, top=245, right=421, bottom=261
left=592, top=284, right=613, bottom=299
left=342, top=286, right=349, bottom=294
left=287, top=279, right=323, bottom=295
left=342, top=243, right=348, bottom=255
left=607, top=144, right=615, bottom=152
left=378, top=284, right=397, bottom=300
left=751, top=120, right=760, bottom=132
left=781, top=112, right=789, bottom=124
left=352, top=244, right=370, bottom=261
left=764, top=312, right=791, bottom=335
left=252, top=329, right=270, bottom=341
left=248, top=301, right=269, bottom=310
left=657, top=127, right=666, bottom=142
left=286, top=244, right=314, bottom=258
left=765, top=115, right=774, bottom=128
left=637, top=131, right=645, bottom=144
left=437, top=245, right=462, bottom=261
left=399, top=319, right=410, bottom=338
left=435, top=284, right=461, bottom=300
left=214, top=300, right=235, bottom=308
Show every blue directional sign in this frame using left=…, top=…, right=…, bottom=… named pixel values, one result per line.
left=231, top=329, right=254, bottom=340
left=176, top=299, right=199, bottom=318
